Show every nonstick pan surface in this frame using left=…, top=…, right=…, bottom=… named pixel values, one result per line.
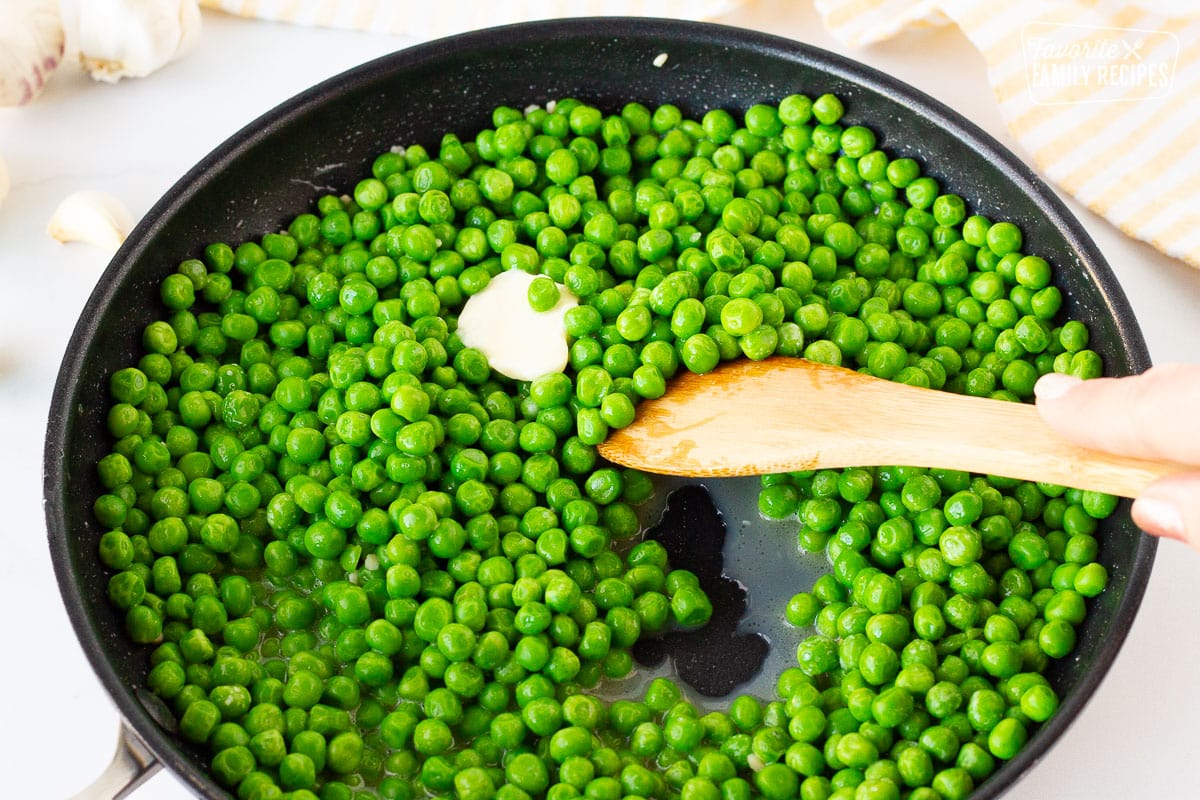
left=45, top=17, right=1155, bottom=799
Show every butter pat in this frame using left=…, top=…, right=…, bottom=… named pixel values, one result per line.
left=457, top=269, right=578, bottom=382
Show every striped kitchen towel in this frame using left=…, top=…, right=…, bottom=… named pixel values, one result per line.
left=815, top=0, right=1199, bottom=267
left=198, top=0, right=742, bottom=37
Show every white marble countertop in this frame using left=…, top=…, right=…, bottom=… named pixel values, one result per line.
left=3, top=2, right=1198, bottom=798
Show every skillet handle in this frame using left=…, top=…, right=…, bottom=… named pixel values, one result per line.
left=70, top=723, right=161, bottom=800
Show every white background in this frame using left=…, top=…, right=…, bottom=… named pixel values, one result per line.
left=2, top=1, right=1198, bottom=797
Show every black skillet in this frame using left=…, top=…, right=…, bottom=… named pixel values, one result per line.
left=45, top=17, right=1155, bottom=799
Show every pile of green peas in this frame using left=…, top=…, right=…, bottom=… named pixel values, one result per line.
left=92, top=92, right=1117, bottom=800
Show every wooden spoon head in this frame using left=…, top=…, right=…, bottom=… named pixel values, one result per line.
left=598, top=357, right=864, bottom=477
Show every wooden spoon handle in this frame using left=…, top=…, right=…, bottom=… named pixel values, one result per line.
left=598, top=358, right=1191, bottom=497
left=857, top=385, right=1185, bottom=497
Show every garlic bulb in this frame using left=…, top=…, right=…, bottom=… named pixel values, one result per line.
left=77, top=0, right=202, bottom=83
left=48, top=190, right=135, bottom=252
left=0, top=0, right=65, bottom=106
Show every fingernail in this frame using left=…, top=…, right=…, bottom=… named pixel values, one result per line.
left=1132, top=497, right=1187, bottom=542
left=1034, top=372, right=1082, bottom=402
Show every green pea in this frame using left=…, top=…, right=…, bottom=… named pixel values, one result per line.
left=987, top=718, right=1027, bottom=760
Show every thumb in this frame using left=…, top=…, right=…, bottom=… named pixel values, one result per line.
left=1134, top=473, right=1200, bottom=550
left=1034, top=364, right=1200, bottom=465
left=1035, top=364, right=1200, bottom=551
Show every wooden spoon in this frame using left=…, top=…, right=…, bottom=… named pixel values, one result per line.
left=597, top=357, right=1189, bottom=497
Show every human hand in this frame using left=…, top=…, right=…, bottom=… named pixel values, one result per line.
left=1035, top=364, right=1200, bottom=550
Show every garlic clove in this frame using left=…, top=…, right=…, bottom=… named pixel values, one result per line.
left=76, top=0, right=202, bottom=83
left=175, top=0, right=203, bottom=57
left=0, top=154, right=9, bottom=211
left=47, top=190, right=135, bottom=252
left=0, top=0, right=65, bottom=106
